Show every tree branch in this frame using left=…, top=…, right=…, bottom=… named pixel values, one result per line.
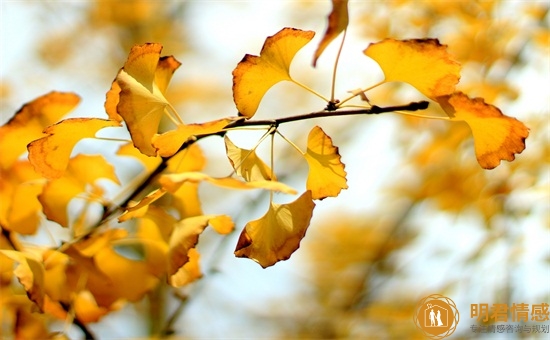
left=98, top=101, right=428, bottom=232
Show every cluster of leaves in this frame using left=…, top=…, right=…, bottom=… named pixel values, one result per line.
left=0, top=1, right=532, bottom=338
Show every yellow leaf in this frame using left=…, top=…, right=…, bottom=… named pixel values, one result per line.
left=224, top=135, right=276, bottom=182
left=118, top=188, right=167, bottom=222
left=153, top=118, right=235, bottom=157
left=159, top=172, right=297, bottom=195
left=167, top=144, right=206, bottom=219
left=104, top=80, right=123, bottom=122
left=116, top=142, right=162, bottom=173
left=0, top=162, right=44, bottom=235
left=73, top=290, right=111, bottom=323
left=39, top=155, right=119, bottom=227
left=93, top=246, right=160, bottom=302
left=438, top=92, right=529, bottom=169
left=28, top=118, right=120, bottom=179
left=113, top=43, right=181, bottom=156
left=312, top=0, right=349, bottom=67
left=168, top=215, right=234, bottom=286
left=0, top=91, right=80, bottom=169
left=1, top=250, right=45, bottom=310
left=169, top=248, right=202, bottom=287
left=304, top=126, right=348, bottom=199
left=234, top=191, right=315, bottom=268
left=364, top=38, right=461, bottom=100
left=232, top=27, right=315, bottom=118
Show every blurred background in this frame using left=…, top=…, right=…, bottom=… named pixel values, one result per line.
left=1, top=1, right=548, bottom=339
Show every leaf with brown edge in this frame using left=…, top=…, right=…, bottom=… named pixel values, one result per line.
left=28, top=118, right=120, bottom=179
left=159, top=172, right=297, bottom=195
left=364, top=38, right=461, bottom=100
left=152, top=118, right=236, bottom=157
left=304, top=126, right=348, bottom=199
left=112, top=43, right=181, bottom=156
left=168, top=215, right=234, bottom=287
left=232, top=27, right=315, bottom=118
left=438, top=92, right=529, bottom=169
left=313, top=0, right=349, bottom=67
left=1, top=250, right=45, bottom=311
left=234, top=191, right=315, bottom=268
left=0, top=91, right=80, bottom=169
left=224, top=135, right=276, bottom=182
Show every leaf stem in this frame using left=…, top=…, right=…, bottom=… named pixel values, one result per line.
left=330, top=29, right=347, bottom=102
left=277, top=130, right=304, bottom=155
left=94, top=137, right=132, bottom=143
left=337, top=80, right=385, bottom=107
left=163, top=107, right=181, bottom=126
left=394, top=110, right=450, bottom=120
left=228, top=127, right=272, bottom=177
left=291, top=79, right=330, bottom=102
left=269, top=130, right=275, bottom=203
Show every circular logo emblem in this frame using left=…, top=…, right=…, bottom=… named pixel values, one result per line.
left=413, top=294, right=460, bottom=339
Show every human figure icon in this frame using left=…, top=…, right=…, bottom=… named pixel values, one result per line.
left=429, top=308, right=436, bottom=326
left=436, top=309, right=443, bottom=326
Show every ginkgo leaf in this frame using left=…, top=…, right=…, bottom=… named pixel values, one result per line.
left=232, top=27, right=315, bottom=118
left=168, top=215, right=234, bottom=285
left=116, top=142, right=162, bottom=173
left=159, top=172, right=297, bottom=195
left=364, top=38, right=461, bottom=100
left=165, top=144, right=206, bottom=219
left=224, top=135, right=276, bottom=182
left=28, top=118, right=120, bottom=179
left=1, top=250, right=45, bottom=310
left=1, top=161, right=44, bottom=235
left=169, top=248, right=202, bottom=287
left=235, top=190, right=315, bottom=268
left=39, top=155, right=119, bottom=227
left=234, top=191, right=315, bottom=268
left=313, top=0, right=349, bottom=67
left=111, top=43, right=182, bottom=156
left=152, top=118, right=236, bottom=157
left=0, top=91, right=80, bottom=169
left=438, top=92, right=529, bottom=169
left=93, top=246, right=160, bottom=303
left=118, top=189, right=167, bottom=222
left=304, top=126, right=348, bottom=199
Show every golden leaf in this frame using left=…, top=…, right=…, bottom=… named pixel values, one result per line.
left=110, top=43, right=181, bottom=156
left=118, top=188, right=167, bottom=222
left=304, top=126, right=348, bottom=199
left=159, top=172, right=297, bottom=195
left=28, top=118, right=120, bottom=179
left=232, top=27, right=315, bottom=118
left=234, top=191, right=315, bottom=268
left=116, top=142, right=162, bottom=173
left=0, top=91, right=80, bottom=169
left=168, top=215, right=234, bottom=286
left=438, top=92, right=529, bottom=169
left=167, top=144, right=206, bottom=219
left=39, top=155, right=119, bottom=227
left=313, top=0, right=349, bottom=67
left=0, top=162, right=44, bottom=235
left=224, top=135, right=276, bottom=182
left=364, top=38, right=461, bottom=100
left=152, top=118, right=235, bottom=157
left=1, top=250, right=45, bottom=310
